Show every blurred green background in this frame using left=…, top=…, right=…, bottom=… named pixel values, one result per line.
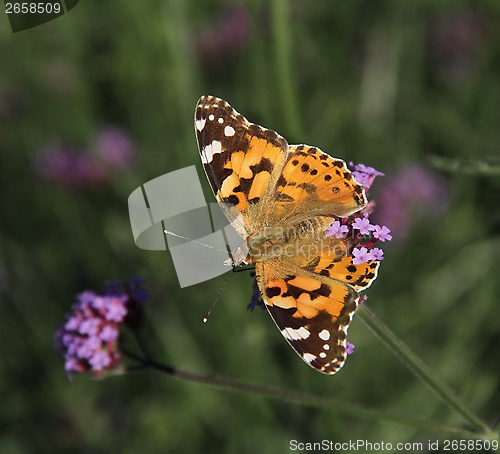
left=1, top=1, right=499, bottom=453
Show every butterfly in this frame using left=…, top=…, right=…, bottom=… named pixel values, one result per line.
left=195, top=95, right=379, bottom=374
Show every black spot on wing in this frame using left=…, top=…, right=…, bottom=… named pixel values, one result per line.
left=297, top=182, right=316, bottom=194
left=265, top=286, right=281, bottom=298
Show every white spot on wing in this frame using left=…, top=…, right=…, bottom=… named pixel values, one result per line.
left=201, top=140, right=223, bottom=164
left=318, top=329, right=330, bottom=341
left=218, top=117, right=224, bottom=123
left=196, top=118, right=206, bottom=131
left=302, top=353, right=316, bottom=364
left=208, top=114, right=215, bottom=121
left=319, top=352, right=327, bottom=358
left=281, top=327, right=310, bottom=341
left=224, top=125, right=235, bottom=137
left=323, top=344, right=330, bottom=350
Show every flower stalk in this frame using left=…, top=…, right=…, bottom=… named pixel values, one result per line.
left=122, top=346, right=485, bottom=439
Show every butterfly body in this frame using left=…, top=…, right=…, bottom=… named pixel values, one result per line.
left=195, top=95, right=379, bottom=374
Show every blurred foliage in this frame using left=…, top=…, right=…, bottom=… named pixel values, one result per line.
left=1, top=0, right=500, bottom=453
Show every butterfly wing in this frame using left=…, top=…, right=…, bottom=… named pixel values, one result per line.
left=273, top=144, right=367, bottom=222
left=256, top=261, right=357, bottom=374
left=195, top=95, right=289, bottom=236
left=255, top=233, right=379, bottom=374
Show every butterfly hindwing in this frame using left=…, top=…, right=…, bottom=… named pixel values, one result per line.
left=256, top=262, right=359, bottom=374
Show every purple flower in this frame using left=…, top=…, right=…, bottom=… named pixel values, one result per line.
left=35, top=126, right=135, bottom=190
left=55, top=277, right=149, bottom=379
left=429, top=11, right=488, bottom=84
left=35, top=145, right=105, bottom=189
left=64, top=316, right=80, bottom=331
left=94, top=126, right=135, bottom=170
left=349, top=163, right=385, bottom=190
left=104, top=297, right=128, bottom=322
left=352, top=247, right=371, bottom=265
left=352, top=217, right=374, bottom=235
left=372, top=225, right=392, bottom=242
left=324, top=162, right=391, bottom=266
left=78, top=318, right=100, bottom=336
left=346, top=342, right=355, bottom=355
left=100, top=325, right=119, bottom=342
left=369, top=248, right=384, bottom=261
left=195, top=6, right=250, bottom=62
left=89, top=350, right=112, bottom=371
left=373, top=164, right=449, bottom=241
left=326, top=220, right=349, bottom=239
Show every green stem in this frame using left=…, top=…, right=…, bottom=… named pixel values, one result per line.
left=270, top=0, right=303, bottom=138
left=123, top=349, right=480, bottom=438
left=357, top=304, right=492, bottom=436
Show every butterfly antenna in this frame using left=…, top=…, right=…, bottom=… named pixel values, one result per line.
left=203, top=273, right=230, bottom=323
left=164, top=229, right=230, bottom=255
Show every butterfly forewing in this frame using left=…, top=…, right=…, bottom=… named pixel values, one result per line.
left=275, top=145, right=367, bottom=222
left=195, top=96, right=289, bottom=235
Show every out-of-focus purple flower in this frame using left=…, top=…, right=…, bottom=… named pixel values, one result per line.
left=55, top=277, right=149, bottom=379
left=35, top=126, right=135, bottom=189
left=372, top=164, right=449, bottom=241
left=346, top=342, right=355, bottom=355
left=194, top=6, right=249, bottom=62
left=429, top=10, right=488, bottom=84
left=35, top=145, right=106, bottom=189
left=94, top=126, right=135, bottom=170
left=247, top=271, right=265, bottom=312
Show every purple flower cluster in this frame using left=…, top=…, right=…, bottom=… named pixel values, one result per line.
left=35, top=145, right=106, bottom=189
left=55, top=278, right=149, bottom=378
left=194, top=6, right=249, bottom=62
left=429, top=10, right=488, bottom=84
left=326, top=163, right=392, bottom=265
left=93, top=126, right=135, bottom=170
left=372, top=164, right=449, bottom=241
left=35, top=126, right=134, bottom=189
